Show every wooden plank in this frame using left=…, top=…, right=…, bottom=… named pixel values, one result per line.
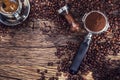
left=0, top=19, right=80, bottom=48
left=0, top=19, right=82, bottom=80
left=0, top=47, right=58, bottom=65
left=0, top=65, right=58, bottom=80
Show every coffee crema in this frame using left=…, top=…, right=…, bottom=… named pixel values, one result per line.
left=0, top=0, right=18, bottom=13
left=85, top=12, right=106, bottom=32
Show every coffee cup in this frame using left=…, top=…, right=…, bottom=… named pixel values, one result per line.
left=0, top=0, right=22, bottom=20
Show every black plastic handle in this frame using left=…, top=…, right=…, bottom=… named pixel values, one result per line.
left=69, top=34, right=92, bottom=75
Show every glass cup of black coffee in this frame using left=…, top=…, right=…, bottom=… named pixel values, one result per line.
left=0, top=0, right=22, bottom=20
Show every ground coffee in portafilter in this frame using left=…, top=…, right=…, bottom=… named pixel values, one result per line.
left=85, top=12, right=106, bottom=32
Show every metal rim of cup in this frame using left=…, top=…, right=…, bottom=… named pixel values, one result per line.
left=0, top=0, right=22, bottom=17
left=82, top=11, right=109, bottom=34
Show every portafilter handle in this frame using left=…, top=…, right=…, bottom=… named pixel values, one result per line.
left=69, top=33, right=92, bottom=74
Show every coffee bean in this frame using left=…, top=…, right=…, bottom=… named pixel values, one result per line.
left=44, top=69, right=48, bottom=73
left=47, top=62, right=54, bottom=66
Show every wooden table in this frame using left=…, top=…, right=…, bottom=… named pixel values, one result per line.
left=0, top=18, right=120, bottom=80
left=0, top=18, right=84, bottom=80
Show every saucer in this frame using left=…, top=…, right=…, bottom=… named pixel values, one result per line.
left=0, top=0, right=30, bottom=26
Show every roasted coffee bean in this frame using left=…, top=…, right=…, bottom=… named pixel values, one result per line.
left=37, top=69, right=41, bottom=73
left=44, top=69, right=48, bottom=73
left=47, top=62, right=54, bottom=66
left=48, top=76, right=58, bottom=80
left=56, top=72, right=62, bottom=76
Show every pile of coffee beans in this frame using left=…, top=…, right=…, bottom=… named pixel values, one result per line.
left=52, top=0, right=119, bottom=80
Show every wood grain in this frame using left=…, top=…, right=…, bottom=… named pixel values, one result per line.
left=0, top=19, right=80, bottom=80
left=0, top=19, right=119, bottom=80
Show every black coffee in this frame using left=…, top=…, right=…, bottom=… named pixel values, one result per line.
left=0, top=0, right=18, bottom=13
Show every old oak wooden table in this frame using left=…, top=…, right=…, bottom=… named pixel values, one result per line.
left=0, top=16, right=87, bottom=80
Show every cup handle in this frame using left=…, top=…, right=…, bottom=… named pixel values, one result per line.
left=13, top=12, right=22, bottom=21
